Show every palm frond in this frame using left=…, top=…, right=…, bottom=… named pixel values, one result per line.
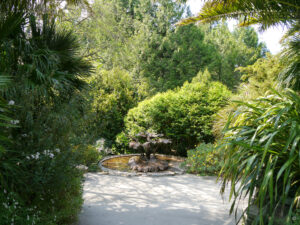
left=178, top=0, right=299, bottom=31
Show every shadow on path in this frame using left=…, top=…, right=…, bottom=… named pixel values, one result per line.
left=79, top=174, right=246, bottom=225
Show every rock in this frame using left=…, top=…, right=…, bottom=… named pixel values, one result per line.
left=128, top=155, right=168, bottom=172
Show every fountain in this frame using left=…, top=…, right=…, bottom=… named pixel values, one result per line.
left=128, top=132, right=171, bottom=172
left=99, top=132, right=185, bottom=176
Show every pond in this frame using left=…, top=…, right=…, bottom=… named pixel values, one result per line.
left=100, top=154, right=185, bottom=175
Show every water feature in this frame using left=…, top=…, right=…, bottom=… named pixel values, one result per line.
left=100, top=154, right=185, bottom=176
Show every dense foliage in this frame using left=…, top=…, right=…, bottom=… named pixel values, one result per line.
left=220, top=89, right=300, bottom=224
left=180, top=1, right=300, bottom=224
left=63, top=0, right=266, bottom=93
left=0, top=1, right=93, bottom=224
left=124, top=71, right=231, bottom=156
left=213, top=54, right=283, bottom=139
left=203, top=23, right=267, bottom=89
left=183, top=143, right=223, bottom=175
left=85, top=68, right=139, bottom=144
left=2, top=0, right=296, bottom=224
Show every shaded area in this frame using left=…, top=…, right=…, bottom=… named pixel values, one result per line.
left=79, top=174, right=247, bottom=225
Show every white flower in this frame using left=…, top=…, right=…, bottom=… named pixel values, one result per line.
left=26, top=156, right=30, bottom=160
left=49, top=153, right=54, bottom=158
left=76, top=165, right=88, bottom=170
left=8, top=100, right=15, bottom=105
left=55, top=148, right=60, bottom=153
left=4, top=189, right=6, bottom=194
left=10, top=120, right=19, bottom=125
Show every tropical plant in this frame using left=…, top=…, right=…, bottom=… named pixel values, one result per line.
left=0, top=1, right=92, bottom=224
left=280, top=21, right=300, bottom=91
left=220, top=89, right=300, bottom=224
left=179, top=0, right=299, bottom=30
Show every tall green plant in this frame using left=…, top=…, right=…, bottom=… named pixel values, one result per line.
left=0, top=1, right=92, bottom=223
left=220, top=89, right=300, bottom=224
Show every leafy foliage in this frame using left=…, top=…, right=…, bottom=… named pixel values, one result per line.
left=280, top=21, right=300, bottom=91
left=124, top=71, right=231, bottom=156
left=183, top=143, right=223, bottom=175
left=85, top=68, right=139, bottom=144
left=179, top=0, right=300, bottom=92
left=0, top=1, right=92, bottom=224
left=220, top=89, right=300, bottom=224
left=179, top=0, right=299, bottom=30
left=213, top=49, right=282, bottom=140
left=203, top=23, right=267, bottom=89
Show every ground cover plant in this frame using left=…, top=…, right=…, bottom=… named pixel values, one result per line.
left=183, top=143, right=223, bottom=175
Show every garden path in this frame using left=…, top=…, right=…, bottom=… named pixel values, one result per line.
left=78, top=173, right=246, bottom=225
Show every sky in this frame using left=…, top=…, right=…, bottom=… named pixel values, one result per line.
left=187, top=0, right=287, bottom=54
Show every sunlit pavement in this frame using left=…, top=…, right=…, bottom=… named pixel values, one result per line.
left=78, top=173, right=246, bottom=225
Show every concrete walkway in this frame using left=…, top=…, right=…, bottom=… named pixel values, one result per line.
left=79, top=173, right=246, bottom=225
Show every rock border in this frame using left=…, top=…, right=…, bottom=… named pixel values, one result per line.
left=99, top=154, right=186, bottom=177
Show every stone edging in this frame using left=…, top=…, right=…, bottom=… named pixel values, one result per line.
left=99, top=154, right=186, bottom=177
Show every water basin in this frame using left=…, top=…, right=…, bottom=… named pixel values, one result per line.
left=99, top=154, right=186, bottom=176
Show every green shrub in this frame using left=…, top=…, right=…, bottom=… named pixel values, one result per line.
left=73, top=144, right=102, bottom=167
left=220, top=89, right=300, bottom=224
left=124, top=71, right=231, bottom=156
left=114, top=131, right=133, bottom=154
left=183, top=143, right=223, bottom=175
left=85, top=68, right=138, bottom=144
left=213, top=54, right=282, bottom=140
left=0, top=10, right=91, bottom=225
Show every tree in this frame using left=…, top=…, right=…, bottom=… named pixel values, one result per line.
left=178, top=0, right=300, bottom=91
left=85, top=68, right=138, bottom=144
left=203, top=23, right=267, bottom=89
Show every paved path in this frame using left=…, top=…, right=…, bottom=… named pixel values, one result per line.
left=79, top=173, right=246, bottom=225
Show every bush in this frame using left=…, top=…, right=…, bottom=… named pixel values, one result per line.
left=213, top=54, right=282, bottom=139
left=113, top=131, right=133, bottom=154
left=85, top=68, right=138, bottom=144
left=183, top=143, right=223, bottom=175
left=0, top=11, right=91, bottom=225
left=73, top=145, right=102, bottom=167
left=124, top=71, right=231, bottom=156
left=220, top=89, right=300, bottom=224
